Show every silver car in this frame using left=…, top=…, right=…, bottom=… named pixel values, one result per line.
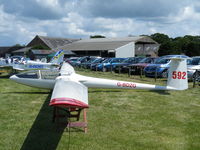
left=187, top=56, right=200, bottom=81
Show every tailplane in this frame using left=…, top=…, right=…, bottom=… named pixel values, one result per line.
left=50, top=50, right=64, bottom=64
left=167, top=57, right=188, bottom=90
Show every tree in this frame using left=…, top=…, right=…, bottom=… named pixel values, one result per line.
left=90, top=35, right=106, bottom=38
left=151, top=33, right=200, bottom=56
left=150, top=33, right=171, bottom=44
left=158, top=41, right=173, bottom=56
left=185, top=42, right=200, bottom=56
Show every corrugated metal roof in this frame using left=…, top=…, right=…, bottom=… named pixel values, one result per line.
left=27, top=35, right=80, bottom=49
left=58, top=36, right=158, bottom=51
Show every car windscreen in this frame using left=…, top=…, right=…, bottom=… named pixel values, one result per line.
left=155, top=58, right=170, bottom=64
left=139, top=57, right=154, bottom=63
left=92, top=58, right=103, bottom=63
left=86, top=58, right=96, bottom=63
left=102, top=58, right=111, bottom=63
left=188, top=58, right=200, bottom=65
left=111, top=58, right=124, bottom=63
left=122, top=58, right=136, bottom=63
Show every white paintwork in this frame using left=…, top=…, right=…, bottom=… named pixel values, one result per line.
left=12, top=62, right=57, bottom=70
left=10, top=75, right=55, bottom=89
left=51, top=76, right=88, bottom=105
left=115, top=42, right=135, bottom=58
left=167, top=59, right=188, bottom=90
left=187, top=65, right=200, bottom=70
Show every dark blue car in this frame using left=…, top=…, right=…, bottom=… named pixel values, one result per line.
left=90, top=58, right=106, bottom=70
left=114, top=57, right=144, bottom=73
left=144, top=55, right=189, bottom=78
left=97, top=58, right=125, bottom=72
left=80, top=57, right=100, bottom=69
left=72, top=56, right=91, bottom=67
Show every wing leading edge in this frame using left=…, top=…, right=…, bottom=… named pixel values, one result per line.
left=50, top=76, right=88, bottom=108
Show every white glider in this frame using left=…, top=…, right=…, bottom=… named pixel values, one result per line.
left=1, top=50, right=64, bottom=71
left=10, top=56, right=188, bottom=108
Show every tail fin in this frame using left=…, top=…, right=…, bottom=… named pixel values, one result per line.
left=167, top=58, right=188, bottom=90
left=50, top=50, right=64, bottom=64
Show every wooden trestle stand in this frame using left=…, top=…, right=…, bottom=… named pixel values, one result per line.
left=52, top=106, right=88, bottom=133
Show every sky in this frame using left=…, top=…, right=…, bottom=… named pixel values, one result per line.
left=0, top=0, right=200, bottom=46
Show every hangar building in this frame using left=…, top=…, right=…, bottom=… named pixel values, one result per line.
left=10, top=35, right=159, bottom=58
left=59, top=36, right=159, bottom=57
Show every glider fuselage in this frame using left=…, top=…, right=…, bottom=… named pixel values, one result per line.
left=10, top=69, right=176, bottom=90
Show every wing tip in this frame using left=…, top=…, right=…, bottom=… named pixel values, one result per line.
left=50, top=97, right=89, bottom=108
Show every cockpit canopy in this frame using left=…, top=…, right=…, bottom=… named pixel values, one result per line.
left=15, top=70, right=60, bottom=80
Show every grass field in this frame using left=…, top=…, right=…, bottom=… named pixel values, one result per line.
left=0, top=70, right=200, bottom=150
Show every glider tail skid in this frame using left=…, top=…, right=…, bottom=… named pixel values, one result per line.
left=78, top=57, right=188, bottom=91
left=50, top=49, right=64, bottom=65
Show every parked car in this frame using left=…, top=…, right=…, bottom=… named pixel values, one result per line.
left=81, top=57, right=101, bottom=69
left=114, top=57, right=144, bottom=73
left=187, top=56, right=200, bottom=81
left=97, top=58, right=125, bottom=72
left=66, top=57, right=79, bottom=65
left=144, top=55, right=189, bottom=78
left=126, top=57, right=157, bottom=75
left=90, top=58, right=106, bottom=70
left=72, top=56, right=91, bottom=67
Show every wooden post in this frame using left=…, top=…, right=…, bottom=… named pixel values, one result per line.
left=128, top=66, right=132, bottom=77
left=83, top=109, right=88, bottom=133
left=193, top=70, right=197, bottom=88
left=140, top=67, right=143, bottom=78
left=155, top=67, right=157, bottom=82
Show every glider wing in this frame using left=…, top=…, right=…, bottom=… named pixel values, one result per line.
left=50, top=77, right=88, bottom=108
left=59, top=62, right=75, bottom=75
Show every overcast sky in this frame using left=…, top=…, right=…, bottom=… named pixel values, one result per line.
left=0, top=0, right=200, bottom=46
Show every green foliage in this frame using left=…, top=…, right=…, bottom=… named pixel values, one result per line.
left=151, top=33, right=171, bottom=44
left=151, top=33, right=200, bottom=56
left=12, top=44, right=25, bottom=47
left=90, top=35, right=106, bottom=38
left=185, top=42, right=200, bottom=56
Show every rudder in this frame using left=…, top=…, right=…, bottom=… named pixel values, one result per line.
left=167, top=58, right=188, bottom=90
left=50, top=50, right=64, bottom=64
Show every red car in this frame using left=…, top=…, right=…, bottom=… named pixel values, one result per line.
left=127, top=57, right=157, bottom=75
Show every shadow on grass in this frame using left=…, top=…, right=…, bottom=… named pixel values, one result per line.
left=151, top=90, right=170, bottom=95
left=89, top=90, right=122, bottom=93
left=20, top=93, right=66, bottom=150
left=1, top=91, right=51, bottom=94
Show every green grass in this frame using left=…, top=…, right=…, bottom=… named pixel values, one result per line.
left=0, top=70, right=200, bottom=150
